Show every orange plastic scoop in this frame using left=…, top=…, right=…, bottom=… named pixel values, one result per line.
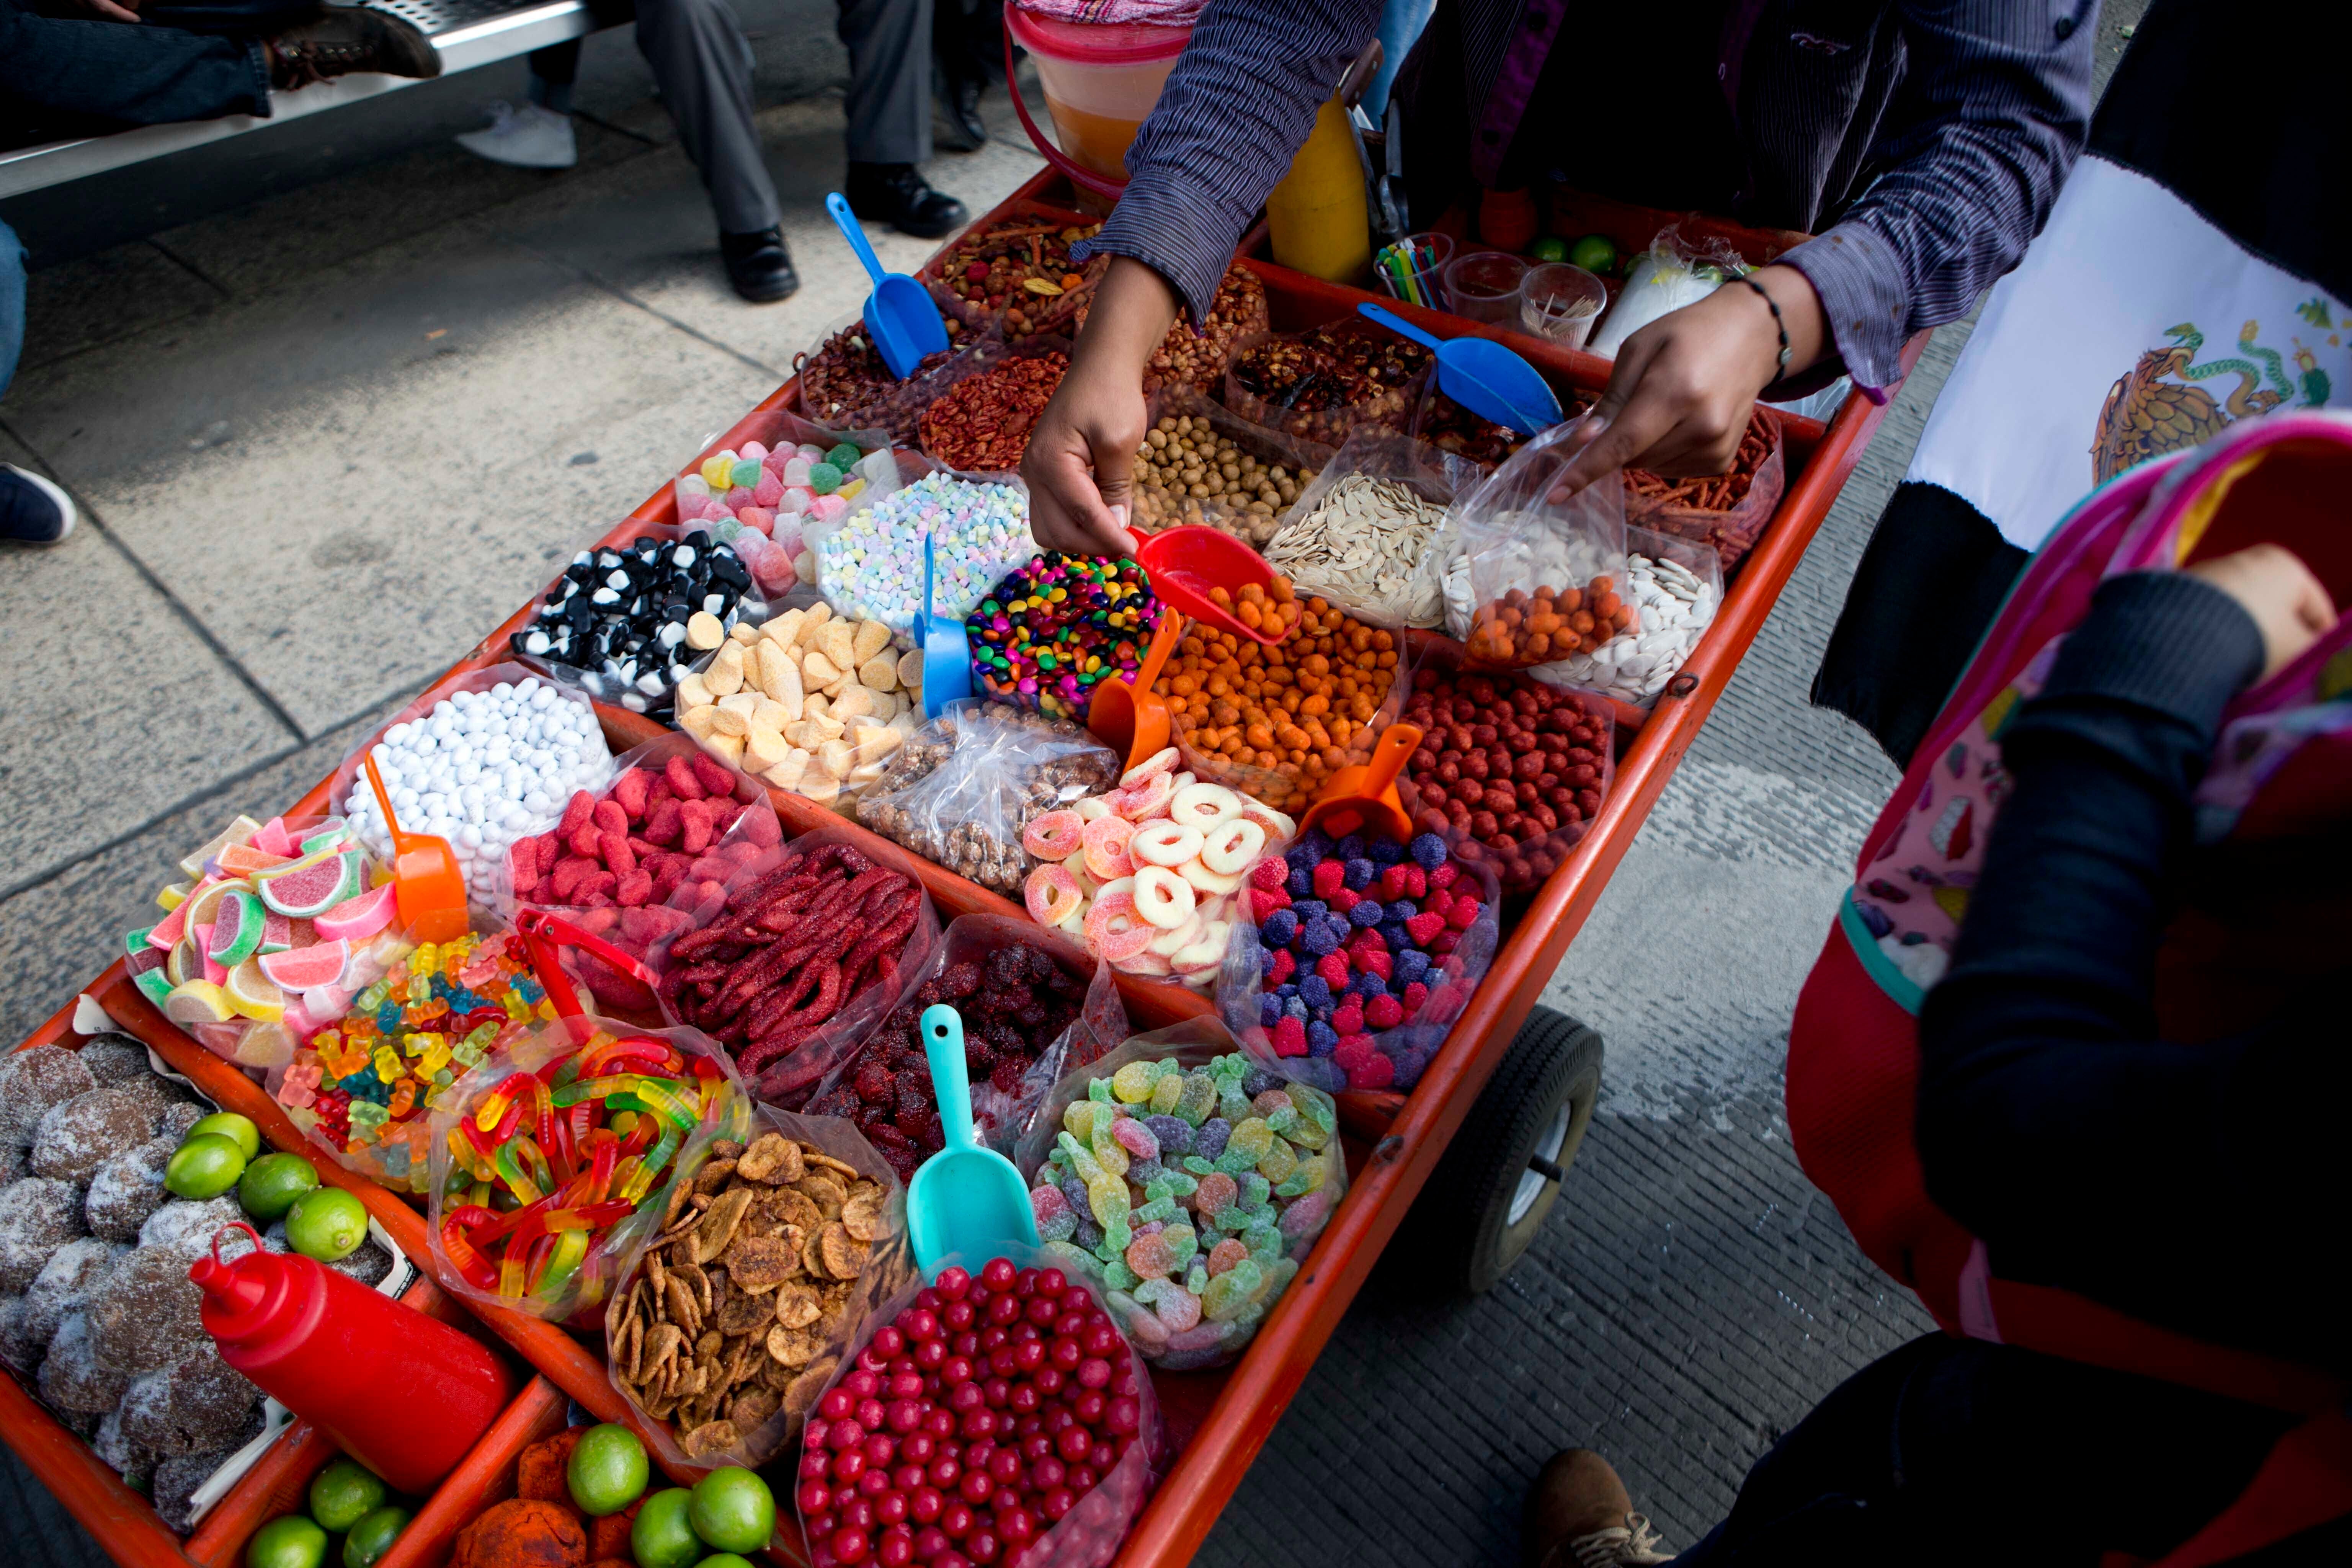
left=1136, top=526, right=1289, bottom=647
left=1299, top=723, right=1424, bottom=841
left=361, top=751, right=470, bottom=944
left=1088, top=609, right=1184, bottom=771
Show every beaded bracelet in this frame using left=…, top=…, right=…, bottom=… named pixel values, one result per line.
left=1737, top=274, right=1792, bottom=379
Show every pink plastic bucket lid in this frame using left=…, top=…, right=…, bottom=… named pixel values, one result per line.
left=1005, top=5, right=1191, bottom=65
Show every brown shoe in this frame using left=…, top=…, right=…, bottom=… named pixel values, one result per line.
left=1524, top=1450, right=1676, bottom=1568
left=266, top=7, right=442, bottom=89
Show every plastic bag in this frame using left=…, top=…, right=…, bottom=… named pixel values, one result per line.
left=1532, top=525, right=1722, bottom=708
left=793, top=292, right=987, bottom=441
left=423, top=1017, right=735, bottom=1325
left=1077, top=260, right=1267, bottom=395
left=803, top=912, right=1127, bottom=1178
left=328, top=663, right=615, bottom=914
left=1011, top=1018, right=1345, bottom=1370
left=650, top=822, right=943, bottom=1103
left=1587, top=220, right=1745, bottom=359
left=915, top=211, right=1107, bottom=340
left=1222, top=319, right=1432, bottom=448
left=1622, top=407, right=1785, bottom=572
left=602, top=1089, right=915, bottom=1470
left=806, top=460, right=1037, bottom=641
left=1395, top=642, right=1616, bottom=891
left=1217, top=833, right=1502, bottom=1094
left=856, top=701, right=1120, bottom=896
left=908, top=333, right=1074, bottom=474
left=1130, top=388, right=1333, bottom=547
left=1435, top=423, right=1629, bottom=668
left=671, top=407, right=891, bottom=551
left=1262, top=429, right=1480, bottom=627
left=795, top=1243, right=1167, bottom=1568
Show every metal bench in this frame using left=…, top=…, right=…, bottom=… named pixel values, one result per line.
left=0, top=0, right=627, bottom=199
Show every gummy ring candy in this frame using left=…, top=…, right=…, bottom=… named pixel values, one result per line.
left=1199, top=818, right=1266, bottom=877
left=1120, top=746, right=1180, bottom=789
left=1239, top=799, right=1295, bottom=841
left=1112, top=770, right=1176, bottom=822
left=1084, top=891, right=1155, bottom=962
left=1093, top=875, right=1137, bottom=905
left=1023, top=809, right=1086, bottom=859
left=1178, top=857, right=1245, bottom=895
left=1130, top=822, right=1204, bottom=869
left=1024, top=862, right=1084, bottom=928
left=1081, top=815, right=1136, bottom=880
left=1171, top=926, right=1227, bottom=974
left=1169, top=782, right=1243, bottom=830
left=1075, top=796, right=1114, bottom=823
left=1148, top=913, right=1202, bottom=956
left=1133, top=866, right=1197, bottom=929
left=1113, top=947, right=1174, bottom=976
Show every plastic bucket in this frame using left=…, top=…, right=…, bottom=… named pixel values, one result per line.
left=1004, top=7, right=1191, bottom=203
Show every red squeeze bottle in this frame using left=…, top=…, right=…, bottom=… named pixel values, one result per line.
left=189, top=1223, right=514, bottom=1493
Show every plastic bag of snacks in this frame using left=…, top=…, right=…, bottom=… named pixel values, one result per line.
left=1587, top=221, right=1745, bottom=359
left=1076, top=260, right=1267, bottom=395
left=916, top=211, right=1106, bottom=339
left=425, top=1016, right=735, bottom=1324
left=805, top=462, right=1036, bottom=642
left=913, top=334, right=1074, bottom=474
left=965, top=552, right=1161, bottom=723
left=1263, top=430, right=1480, bottom=628
left=1436, top=423, right=1630, bottom=668
left=1532, top=525, right=1722, bottom=708
left=267, top=922, right=559, bottom=1192
left=671, top=407, right=892, bottom=570
left=330, top=663, right=615, bottom=915
left=1129, top=389, right=1332, bottom=547
left=651, top=823, right=942, bottom=1103
left=1218, top=825, right=1502, bottom=1093
left=1222, top=319, right=1433, bottom=448
left=1152, top=583, right=1408, bottom=818
left=604, top=1090, right=914, bottom=1469
left=1013, top=1019, right=1345, bottom=1371
left=793, top=295, right=980, bottom=441
left=1622, top=407, right=1785, bottom=572
left=857, top=702, right=1120, bottom=896
left=796, top=1247, right=1166, bottom=1568
left=1410, top=373, right=1599, bottom=472
left=804, top=914, right=1125, bottom=1175
left=508, top=523, right=768, bottom=719
left=1395, top=643, right=1615, bottom=891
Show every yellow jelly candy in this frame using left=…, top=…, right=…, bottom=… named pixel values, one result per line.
left=372, top=1044, right=402, bottom=1083
left=1110, top=1061, right=1159, bottom=1104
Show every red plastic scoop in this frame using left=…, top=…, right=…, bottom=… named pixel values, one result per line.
left=1087, top=608, right=1184, bottom=771
left=1136, top=526, right=1290, bottom=647
left=361, top=751, right=469, bottom=944
left=1299, top=723, right=1424, bottom=841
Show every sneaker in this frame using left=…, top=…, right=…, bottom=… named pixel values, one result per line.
left=0, top=464, right=77, bottom=547
left=844, top=162, right=969, bottom=239
left=935, top=67, right=988, bottom=153
left=456, top=101, right=578, bottom=169
left=1524, top=1451, right=1675, bottom=1568
left=720, top=228, right=799, bottom=304
left=266, top=5, right=442, bottom=88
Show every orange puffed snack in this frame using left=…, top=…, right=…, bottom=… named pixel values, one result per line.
left=1152, top=575, right=1398, bottom=811
left=514, top=1429, right=584, bottom=1503
left=1466, top=577, right=1634, bottom=667
left=588, top=1509, right=639, bottom=1561
left=452, top=1499, right=588, bottom=1568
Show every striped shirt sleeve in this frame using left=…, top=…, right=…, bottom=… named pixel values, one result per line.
left=1071, top=0, right=1384, bottom=325
left=1776, top=0, right=2095, bottom=395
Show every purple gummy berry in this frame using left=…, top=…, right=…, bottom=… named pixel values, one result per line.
left=1261, top=908, right=1299, bottom=947
left=1129, top=1156, right=1167, bottom=1186
left=1311, top=1003, right=1333, bottom=1025
left=1287, top=866, right=1315, bottom=898
left=1072, top=1216, right=1104, bottom=1251
left=1351, top=972, right=1388, bottom=998
left=1298, top=975, right=1333, bottom=1009
left=1285, top=842, right=1317, bottom=872
left=1348, top=899, right=1385, bottom=928
left=1333, top=833, right=1365, bottom=863
left=1259, top=993, right=1285, bottom=1028
left=1301, top=921, right=1342, bottom=957
left=1342, top=857, right=1376, bottom=892
left=1283, top=995, right=1309, bottom=1021
left=1276, top=982, right=1300, bottom=1001
left=1323, top=914, right=1355, bottom=947
left=1060, top=1173, right=1091, bottom=1216
left=1290, top=900, right=1327, bottom=926
left=1306, top=1022, right=1338, bottom=1056
left=1144, top=1114, right=1194, bottom=1156
left=1395, top=950, right=1432, bottom=986
left=1369, top=837, right=1406, bottom=866
left=1409, top=833, right=1449, bottom=870
left=1300, top=828, right=1334, bottom=861
left=1241, top=1069, right=1279, bottom=1098
left=1196, top=1119, right=1231, bottom=1160
left=1380, top=920, right=1411, bottom=950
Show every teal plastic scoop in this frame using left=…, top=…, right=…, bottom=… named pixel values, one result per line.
left=906, top=1004, right=1039, bottom=1277
left=1357, top=300, right=1564, bottom=436
left=919, top=532, right=973, bottom=720
left=827, top=191, right=950, bottom=378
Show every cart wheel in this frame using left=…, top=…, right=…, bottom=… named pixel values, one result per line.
left=1391, top=1007, right=1602, bottom=1295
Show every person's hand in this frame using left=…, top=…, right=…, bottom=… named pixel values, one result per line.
left=1550, top=264, right=1827, bottom=501
left=2186, top=543, right=2337, bottom=678
left=1022, top=257, right=1179, bottom=557
left=79, top=0, right=145, bottom=21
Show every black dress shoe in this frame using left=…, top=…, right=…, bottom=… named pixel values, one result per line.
left=720, top=227, right=799, bottom=304
left=935, top=67, right=988, bottom=153
left=844, top=162, right=970, bottom=240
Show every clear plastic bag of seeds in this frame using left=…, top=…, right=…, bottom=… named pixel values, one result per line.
left=1129, top=388, right=1332, bottom=548
left=1263, top=430, right=1479, bottom=628
left=1435, top=422, right=1630, bottom=668
left=1529, top=524, right=1722, bottom=708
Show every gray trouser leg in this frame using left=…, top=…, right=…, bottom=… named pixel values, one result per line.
left=634, top=0, right=782, bottom=235
left=836, top=0, right=931, bottom=166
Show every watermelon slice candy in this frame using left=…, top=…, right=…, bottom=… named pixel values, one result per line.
left=314, top=882, right=399, bottom=943
left=255, top=853, right=353, bottom=918
left=259, top=908, right=295, bottom=954
left=258, top=939, right=350, bottom=991
left=208, top=890, right=266, bottom=965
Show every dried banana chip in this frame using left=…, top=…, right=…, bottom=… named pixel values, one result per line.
left=723, top=1234, right=800, bottom=1295
left=797, top=1171, right=848, bottom=1219
left=841, top=1186, right=885, bottom=1243
left=694, top=1158, right=740, bottom=1194
left=727, top=1386, right=781, bottom=1432
left=784, top=1357, right=837, bottom=1414
left=766, top=1325, right=823, bottom=1368
left=694, top=1187, right=755, bottom=1263
left=772, top=1280, right=823, bottom=1331
left=768, top=1187, right=823, bottom=1232
left=818, top=1222, right=869, bottom=1282
left=736, top=1132, right=805, bottom=1186
left=680, top=1420, right=739, bottom=1460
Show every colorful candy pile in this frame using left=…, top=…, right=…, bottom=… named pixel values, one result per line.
left=674, top=604, right=918, bottom=807
left=1020, top=748, right=1294, bottom=992
left=510, top=533, right=758, bottom=715
left=1240, top=830, right=1489, bottom=1091
left=276, top=930, right=559, bottom=1191
left=435, top=1028, right=726, bottom=1311
left=675, top=438, right=901, bottom=599
left=965, top=554, right=1158, bottom=721
left=1030, top=1054, right=1338, bottom=1369
left=812, top=471, right=1033, bottom=637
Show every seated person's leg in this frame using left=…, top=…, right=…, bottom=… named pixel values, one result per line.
left=0, top=216, right=80, bottom=548
left=130, top=0, right=321, bottom=35
left=455, top=37, right=579, bottom=168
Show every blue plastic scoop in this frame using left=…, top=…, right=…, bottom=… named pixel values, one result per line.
left=826, top=191, right=950, bottom=379
left=1357, top=301, right=1563, bottom=436
left=906, top=1004, right=1039, bottom=1278
left=918, top=532, right=973, bottom=720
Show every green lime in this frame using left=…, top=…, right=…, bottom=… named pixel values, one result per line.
left=166, top=1134, right=248, bottom=1199
left=246, top=1513, right=329, bottom=1568
left=341, top=1505, right=410, bottom=1568
left=285, top=1187, right=368, bottom=1262
left=307, top=1458, right=387, bottom=1534
left=687, top=1467, right=775, bottom=1555
left=631, top=1488, right=702, bottom=1568
left=242, top=1151, right=322, bottom=1223
left=693, top=1557, right=757, bottom=1568
left=1528, top=235, right=1568, bottom=264
left=566, top=1423, right=649, bottom=1517
left=185, top=1111, right=262, bottom=1161
left=1567, top=234, right=1619, bottom=276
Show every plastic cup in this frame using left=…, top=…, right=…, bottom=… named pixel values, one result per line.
left=1519, top=263, right=1608, bottom=351
left=1377, top=232, right=1455, bottom=312
left=1441, top=251, right=1528, bottom=325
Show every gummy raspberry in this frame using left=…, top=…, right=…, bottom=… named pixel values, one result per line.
left=1431, top=929, right=1461, bottom=957
left=1348, top=899, right=1385, bottom=928
left=1286, top=866, right=1315, bottom=898
left=1331, top=1036, right=1375, bottom=1073
left=1328, top=887, right=1361, bottom=915
left=1401, top=980, right=1430, bottom=1013
left=1401, top=865, right=1429, bottom=899
left=1377, top=864, right=1413, bottom=902
left=1405, top=911, right=1446, bottom=946
left=1330, top=1003, right=1364, bottom=1037
left=1315, top=952, right=1350, bottom=990
left=1409, top=833, right=1448, bottom=870
left=1342, top=857, right=1375, bottom=891
left=1310, top=1002, right=1334, bottom=1025
left=1248, top=887, right=1292, bottom=923
left=1298, top=974, right=1333, bottom=1010
left=1260, top=908, right=1299, bottom=948
left=1447, top=893, right=1481, bottom=931
left=1365, top=994, right=1405, bottom=1029
left=1311, top=861, right=1345, bottom=899
left=1430, top=862, right=1461, bottom=891
left=1265, top=949, right=1296, bottom=988
left=1270, top=1018, right=1307, bottom=1058
left=1250, top=858, right=1289, bottom=892
left=1349, top=1049, right=1396, bottom=1090
left=1305, top=1022, right=1338, bottom=1057
left=1356, top=946, right=1394, bottom=983
left=1369, top=837, right=1406, bottom=866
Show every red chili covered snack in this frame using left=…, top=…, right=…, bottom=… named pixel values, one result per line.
left=451, top=1498, right=587, bottom=1568
left=1400, top=669, right=1609, bottom=888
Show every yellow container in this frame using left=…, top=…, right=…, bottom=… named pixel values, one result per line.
left=1267, top=96, right=1372, bottom=286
